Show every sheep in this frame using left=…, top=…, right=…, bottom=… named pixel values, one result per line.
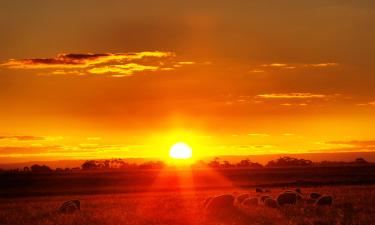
left=310, top=192, right=322, bottom=199
left=315, top=195, right=333, bottom=206
left=260, top=195, right=272, bottom=203
left=276, top=191, right=302, bottom=206
left=264, top=198, right=278, bottom=208
left=236, top=193, right=250, bottom=204
left=241, top=197, right=258, bottom=206
left=205, top=194, right=244, bottom=221
left=255, top=187, right=264, bottom=193
left=205, top=194, right=235, bottom=213
left=59, top=200, right=80, bottom=213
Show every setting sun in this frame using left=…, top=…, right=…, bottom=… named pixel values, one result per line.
left=169, top=143, right=193, bottom=159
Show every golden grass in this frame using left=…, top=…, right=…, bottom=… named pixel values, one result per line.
left=1, top=186, right=375, bottom=225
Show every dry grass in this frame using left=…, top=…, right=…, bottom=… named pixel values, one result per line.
left=1, top=186, right=375, bottom=225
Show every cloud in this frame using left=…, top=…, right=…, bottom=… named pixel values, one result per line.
left=320, top=140, right=375, bottom=153
left=249, top=69, right=265, bottom=73
left=0, top=51, right=194, bottom=77
left=256, top=93, right=327, bottom=99
left=88, top=63, right=159, bottom=77
left=0, top=136, right=45, bottom=141
left=327, top=140, right=375, bottom=147
left=0, top=146, right=61, bottom=154
left=356, top=101, right=375, bottom=106
left=1, top=52, right=173, bottom=69
left=261, top=63, right=288, bottom=67
left=247, top=133, right=270, bottom=137
left=308, top=63, right=339, bottom=67
left=254, top=62, right=339, bottom=72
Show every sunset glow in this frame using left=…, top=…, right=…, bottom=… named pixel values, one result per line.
left=0, top=1, right=374, bottom=166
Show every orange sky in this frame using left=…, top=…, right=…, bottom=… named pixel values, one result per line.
left=1, top=0, right=375, bottom=163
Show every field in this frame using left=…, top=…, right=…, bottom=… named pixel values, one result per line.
left=1, top=166, right=375, bottom=225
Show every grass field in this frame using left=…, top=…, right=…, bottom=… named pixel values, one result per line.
left=1, top=167, right=375, bottom=225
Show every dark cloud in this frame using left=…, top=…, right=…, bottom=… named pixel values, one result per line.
left=0, top=51, right=195, bottom=77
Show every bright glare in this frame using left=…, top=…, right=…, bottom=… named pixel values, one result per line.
left=169, top=143, right=193, bottom=159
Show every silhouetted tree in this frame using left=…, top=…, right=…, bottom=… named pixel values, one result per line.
left=81, top=160, right=98, bottom=170
left=208, top=157, right=221, bottom=168
left=235, top=159, right=263, bottom=168
left=138, top=161, right=165, bottom=169
left=266, top=156, right=312, bottom=167
left=222, top=160, right=234, bottom=168
left=55, top=168, right=64, bottom=172
left=355, top=157, right=368, bottom=164
left=30, top=164, right=52, bottom=173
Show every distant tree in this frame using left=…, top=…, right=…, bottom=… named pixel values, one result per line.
left=23, top=166, right=30, bottom=172
left=236, top=159, right=263, bottom=168
left=55, top=168, right=64, bottom=172
left=81, top=160, right=98, bottom=170
left=237, top=159, right=251, bottom=167
left=138, top=161, right=165, bottom=169
left=30, top=164, right=52, bottom=173
left=355, top=157, right=368, bottom=164
left=208, top=157, right=221, bottom=168
left=222, top=160, right=234, bottom=168
left=266, top=156, right=312, bottom=167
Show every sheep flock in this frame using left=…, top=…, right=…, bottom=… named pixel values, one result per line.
left=204, top=188, right=334, bottom=220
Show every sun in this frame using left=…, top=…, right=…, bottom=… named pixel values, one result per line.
left=169, top=142, right=193, bottom=159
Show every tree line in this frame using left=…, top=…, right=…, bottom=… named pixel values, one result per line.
left=0, top=156, right=372, bottom=174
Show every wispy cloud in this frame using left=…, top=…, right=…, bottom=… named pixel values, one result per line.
left=261, top=63, right=288, bottom=67
left=319, top=140, right=375, bottom=153
left=247, top=133, right=270, bottom=137
left=253, top=62, right=339, bottom=72
left=308, top=63, right=339, bottom=67
left=356, top=101, right=375, bottom=106
left=0, top=136, right=45, bottom=141
left=328, top=140, right=375, bottom=147
left=0, top=51, right=194, bottom=77
left=256, top=93, right=327, bottom=99
left=249, top=69, right=265, bottom=73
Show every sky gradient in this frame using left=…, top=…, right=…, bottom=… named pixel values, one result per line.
left=1, top=0, right=375, bottom=163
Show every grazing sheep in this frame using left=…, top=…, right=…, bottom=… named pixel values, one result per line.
left=236, top=193, right=250, bottom=204
left=205, top=194, right=235, bottom=213
left=255, top=187, right=264, bottom=193
left=241, top=197, right=258, bottom=206
left=264, top=198, right=278, bottom=208
left=260, top=195, right=272, bottom=203
left=59, top=200, right=80, bottom=213
left=315, top=195, right=333, bottom=206
left=277, top=191, right=302, bottom=206
left=310, top=192, right=322, bottom=199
